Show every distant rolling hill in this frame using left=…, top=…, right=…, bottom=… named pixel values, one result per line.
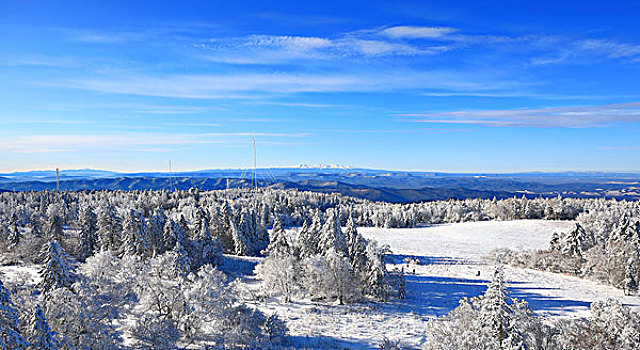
left=2, top=168, right=640, bottom=202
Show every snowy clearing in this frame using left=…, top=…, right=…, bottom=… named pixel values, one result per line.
left=247, top=220, right=640, bottom=349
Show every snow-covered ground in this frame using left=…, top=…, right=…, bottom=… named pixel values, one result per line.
left=358, top=220, right=576, bottom=262
left=253, top=220, right=640, bottom=349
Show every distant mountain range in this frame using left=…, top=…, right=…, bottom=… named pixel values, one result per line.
left=1, top=168, right=640, bottom=202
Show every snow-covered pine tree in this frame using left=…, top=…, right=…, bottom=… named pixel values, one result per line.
left=163, top=219, right=186, bottom=252
left=548, top=232, right=560, bottom=251
left=345, top=215, right=368, bottom=277
left=178, top=214, right=191, bottom=239
left=216, top=201, right=236, bottom=253
left=477, top=266, right=528, bottom=349
left=264, top=217, right=290, bottom=257
left=318, top=209, right=347, bottom=256
left=121, top=210, right=152, bottom=258
left=7, top=220, right=22, bottom=249
left=297, top=220, right=317, bottom=258
left=0, top=277, right=28, bottom=350
left=97, top=203, right=121, bottom=252
left=624, top=258, right=638, bottom=296
left=365, top=243, right=388, bottom=301
left=44, top=209, right=64, bottom=242
left=147, top=208, right=167, bottom=254
left=39, top=240, right=77, bottom=293
left=561, top=223, right=587, bottom=258
left=479, top=267, right=509, bottom=349
left=172, top=241, right=192, bottom=278
left=77, top=205, right=98, bottom=260
left=233, top=209, right=253, bottom=256
left=28, top=304, right=60, bottom=350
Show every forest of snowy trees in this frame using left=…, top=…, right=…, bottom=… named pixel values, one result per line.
left=1, top=188, right=639, bottom=348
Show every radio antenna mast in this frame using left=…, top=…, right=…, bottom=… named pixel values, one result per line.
left=56, top=168, right=60, bottom=191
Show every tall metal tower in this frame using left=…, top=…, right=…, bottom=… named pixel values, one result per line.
left=55, top=168, right=60, bottom=191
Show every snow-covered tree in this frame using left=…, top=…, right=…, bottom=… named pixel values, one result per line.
left=97, top=203, right=121, bottom=252
left=297, top=220, right=317, bottom=258
left=318, top=209, right=347, bottom=256
left=264, top=217, right=290, bottom=257
left=121, top=210, right=152, bottom=258
left=624, top=258, right=638, bottom=296
left=172, top=241, right=192, bottom=278
left=27, top=305, right=60, bottom=350
left=0, top=277, right=28, bottom=350
left=39, top=240, right=76, bottom=293
left=44, top=209, right=64, bottom=242
left=77, top=205, right=98, bottom=260
left=561, top=223, right=588, bottom=258
left=7, top=221, right=22, bottom=249
left=256, top=254, right=298, bottom=302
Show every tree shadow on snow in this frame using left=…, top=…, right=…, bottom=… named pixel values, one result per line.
left=219, top=254, right=262, bottom=277
left=287, top=334, right=372, bottom=349
left=386, top=273, right=490, bottom=317
left=509, top=288, right=591, bottom=316
left=386, top=254, right=593, bottom=317
left=388, top=254, right=467, bottom=265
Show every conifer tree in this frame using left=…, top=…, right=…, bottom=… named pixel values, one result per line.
left=0, top=277, right=28, bottom=350
left=44, top=210, right=64, bottom=242
left=28, top=305, right=60, bottom=350
left=264, top=217, right=290, bottom=257
left=318, top=209, right=347, bottom=256
left=345, top=215, right=367, bottom=275
left=172, top=241, right=192, bottom=278
left=39, top=240, right=76, bottom=293
left=7, top=221, right=22, bottom=249
left=97, top=203, right=121, bottom=252
left=147, top=208, right=167, bottom=254
left=77, top=205, right=98, bottom=260
left=624, top=258, right=638, bottom=296
left=233, top=209, right=253, bottom=256
left=297, top=220, right=316, bottom=258
left=121, top=210, right=152, bottom=258
left=561, top=224, right=586, bottom=258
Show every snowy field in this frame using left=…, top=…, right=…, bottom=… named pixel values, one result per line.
left=249, top=220, right=640, bottom=349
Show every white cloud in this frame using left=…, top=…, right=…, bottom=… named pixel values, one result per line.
left=380, top=26, right=457, bottom=39
left=50, top=69, right=528, bottom=99
left=397, top=102, right=640, bottom=128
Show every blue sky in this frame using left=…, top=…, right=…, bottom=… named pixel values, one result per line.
left=2, top=0, right=640, bottom=173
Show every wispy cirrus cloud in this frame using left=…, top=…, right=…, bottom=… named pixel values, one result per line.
left=47, top=69, right=529, bottom=99
left=195, top=28, right=457, bottom=63
left=380, top=26, right=458, bottom=39
left=0, top=131, right=311, bottom=153
left=397, top=102, right=640, bottom=128
left=531, top=38, right=640, bottom=65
